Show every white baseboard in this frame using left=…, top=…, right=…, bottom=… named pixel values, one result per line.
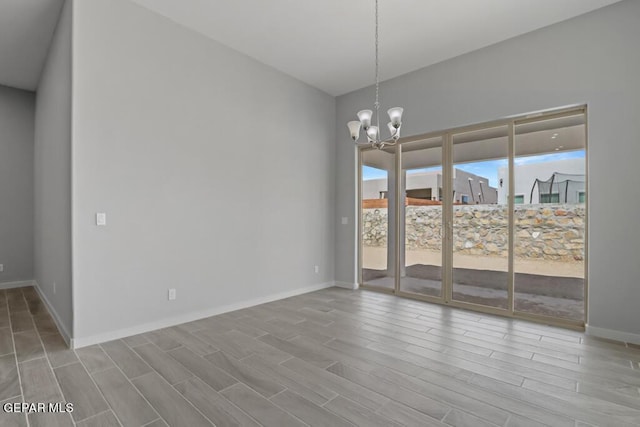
left=72, top=281, right=336, bottom=349
left=334, top=281, right=359, bottom=290
left=586, top=325, right=640, bottom=345
left=33, top=281, right=72, bottom=347
left=0, top=280, right=34, bottom=290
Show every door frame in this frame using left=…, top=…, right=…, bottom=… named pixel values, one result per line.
left=358, top=104, right=588, bottom=330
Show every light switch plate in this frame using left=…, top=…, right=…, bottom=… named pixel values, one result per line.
left=96, top=213, right=107, bottom=226
left=341, top=217, right=348, bottom=225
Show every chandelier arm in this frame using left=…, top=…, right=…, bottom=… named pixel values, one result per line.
left=354, top=139, right=375, bottom=146
left=380, top=127, right=400, bottom=143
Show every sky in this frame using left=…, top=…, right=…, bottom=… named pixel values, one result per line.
left=363, top=150, right=585, bottom=188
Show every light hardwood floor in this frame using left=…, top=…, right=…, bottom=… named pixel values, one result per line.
left=1, top=286, right=639, bottom=426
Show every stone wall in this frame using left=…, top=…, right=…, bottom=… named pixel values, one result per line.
left=363, top=204, right=585, bottom=261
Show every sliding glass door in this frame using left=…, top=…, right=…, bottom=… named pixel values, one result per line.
left=513, top=114, right=586, bottom=321
left=358, top=106, right=587, bottom=328
left=451, top=126, right=510, bottom=310
left=398, top=137, right=444, bottom=299
left=360, top=147, right=396, bottom=291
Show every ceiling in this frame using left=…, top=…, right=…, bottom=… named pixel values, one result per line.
left=0, top=0, right=64, bottom=91
left=364, top=114, right=586, bottom=170
left=365, top=123, right=585, bottom=171
left=131, top=0, right=622, bottom=96
left=0, top=0, right=623, bottom=94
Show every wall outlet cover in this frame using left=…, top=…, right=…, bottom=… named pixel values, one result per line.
left=96, top=212, right=107, bottom=226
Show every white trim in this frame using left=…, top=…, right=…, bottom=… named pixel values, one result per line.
left=33, top=281, right=72, bottom=347
left=0, top=280, right=34, bottom=290
left=586, top=325, right=640, bottom=346
left=72, top=281, right=336, bottom=349
left=334, top=281, right=359, bottom=290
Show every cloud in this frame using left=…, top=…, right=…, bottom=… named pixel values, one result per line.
left=515, top=151, right=585, bottom=165
left=364, top=150, right=584, bottom=181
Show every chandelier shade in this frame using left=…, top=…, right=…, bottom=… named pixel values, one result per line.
left=366, top=126, right=379, bottom=141
left=387, top=107, right=403, bottom=128
left=357, top=110, right=373, bottom=129
left=347, top=121, right=362, bottom=140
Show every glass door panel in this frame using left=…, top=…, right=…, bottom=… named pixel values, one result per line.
left=399, top=137, right=444, bottom=298
left=514, top=114, right=586, bottom=321
left=361, top=148, right=396, bottom=290
left=451, top=126, right=509, bottom=309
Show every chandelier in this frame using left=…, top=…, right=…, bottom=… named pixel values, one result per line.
left=347, top=0, right=404, bottom=150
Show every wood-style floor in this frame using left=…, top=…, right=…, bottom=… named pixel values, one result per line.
left=1, top=286, right=640, bottom=427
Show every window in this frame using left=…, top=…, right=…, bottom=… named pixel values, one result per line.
left=359, top=106, right=587, bottom=326
left=540, top=193, right=560, bottom=203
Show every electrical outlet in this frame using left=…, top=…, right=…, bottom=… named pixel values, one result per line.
left=0, top=264, right=3, bottom=272
left=53, top=282, right=56, bottom=294
left=168, top=288, right=176, bottom=301
left=314, top=265, right=319, bottom=274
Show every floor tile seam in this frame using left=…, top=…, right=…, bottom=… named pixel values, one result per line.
left=70, top=346, right=128, bottom=427
left=73, top=408, right=118, bottom=426
left=133, top=368, right=220, bottom=427
left=331, top=356, right=514, bottom=425
left=186, top=377, right=264, bottom=427
left=366, top=358, right=574, bottom=424
left=32, top=301, right=81, bottom=425
left=6, top=290, right=30, bottom=427
left=96, top=342, right=166, bottom=426
left=463, top=371, right=635, bottom=425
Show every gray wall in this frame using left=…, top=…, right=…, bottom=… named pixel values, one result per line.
left=72, top=0, right=335, bottom=342
left=336, top=0, right=640, bottom=336
left=34, top=0, right=72, bottom=338
left=0, top=85, right=34, bottom=284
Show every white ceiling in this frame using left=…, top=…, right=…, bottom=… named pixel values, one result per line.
left=365, top=115, right=586, bottom=170
left=0, top=0, right=624, bottom=94
left=131, top=0, right=622, bottom=96
left=0, top=0, right=64, bottom=91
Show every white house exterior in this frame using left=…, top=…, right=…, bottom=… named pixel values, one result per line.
left=497, top=156, right=585, bottom=204
left=363, top=169, right=498, bottom=204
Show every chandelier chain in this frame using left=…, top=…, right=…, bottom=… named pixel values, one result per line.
left=374, top=0, right=380, bottom=132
